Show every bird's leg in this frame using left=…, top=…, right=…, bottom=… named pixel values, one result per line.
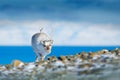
left=35, top=53, right=45, bottom=62
left=40, top=55, right=44, bottom=61
left=35, top=56, right=39, bottom=62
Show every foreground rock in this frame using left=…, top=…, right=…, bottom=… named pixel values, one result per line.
left=0, top=48, right=120, bottom=80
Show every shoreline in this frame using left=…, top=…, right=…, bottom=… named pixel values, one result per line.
left=1, top=46, right=120, bottom=65
left=0, top=48, right=120, bottom=80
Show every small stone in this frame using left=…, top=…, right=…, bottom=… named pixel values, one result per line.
left=39, top=61, right=44, bottom=65
left=74, top=53, right=81, bottom=59
left=23, top=63, right=36, bottom=72
left=114, top=48, right=120, bottom=55
left=78, top=63, right=93, bottom=68
left=5, top=64, right=11, bottom=70
left=58, top=56, right=66, bottom=61
left=80, top=52, right=88, bottom=60
left=12, top=60, right=24, bottom=68
left=53, top=60, right=65, bottom=67
left=47, top=56, right=57, bottom=62
left=101, top=49, right=109, bottom=54
left=47, top=57, right=52, bottom=61
left=88, top=52, right=95, bottom=58
left=0, top=65, right=6, bottom=70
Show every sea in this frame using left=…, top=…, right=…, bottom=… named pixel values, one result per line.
left=0, top=46, right=120, bottom=65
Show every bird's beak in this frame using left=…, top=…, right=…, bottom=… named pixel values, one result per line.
left=46, top=46, right=50, bottom=50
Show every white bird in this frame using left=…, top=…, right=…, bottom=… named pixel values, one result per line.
left=31, top=28, right=53, bottom=62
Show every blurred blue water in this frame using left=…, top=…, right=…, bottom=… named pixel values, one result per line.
left=0, top=46, right=119, bottom=64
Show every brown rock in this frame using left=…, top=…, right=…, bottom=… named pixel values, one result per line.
left=12, top=60, right=24, bottom=68
left=47, top=56, right=57, bottom=62
left=58, top=56, right=66, bottom=61
left=88, top=52, right=97, bottom=58
left=80, top=52, right=88, bottom=60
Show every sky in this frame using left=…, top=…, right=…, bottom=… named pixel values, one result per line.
left=0, top=0, right=120, bottom=46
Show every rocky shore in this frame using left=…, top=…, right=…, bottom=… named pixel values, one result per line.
left=0, top=48, right=120, bottom=80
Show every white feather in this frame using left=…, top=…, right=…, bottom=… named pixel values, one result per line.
left=31, top=32, right=53, bottom=61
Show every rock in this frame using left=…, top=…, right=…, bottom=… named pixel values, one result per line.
left=97, top=49, right=109, bottom=55
left=0, top=48, right=120, bottom=80
left=74, top=53, right=81, bottom=58
left=78, top=63, right=93, bottom=68
left=23, top=63, right=37, bottom=73
left=92, top=55, right=100, bottom=61
left=53, top=60, right=65, bottom=67
left=0, top=65, right=6, bottom=71
left=38, top=60, right=45, bottom=65
left=88, top=52, right=95, bottom=58
left=48, top=56, right=58, bottom=62
left=80, top=52, right=88, bottom=60
left=102, top=49, right=109, bottom=53
left=58, top=56, right=67, bottom=61
left=66, top=56, right=74, bottom=61
left=5, top=64, right=11, bottom=70
left=12, top=60, right=24, bottom=68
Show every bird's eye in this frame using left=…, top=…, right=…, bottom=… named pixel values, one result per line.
left=43, top=44, right=46, bottom=47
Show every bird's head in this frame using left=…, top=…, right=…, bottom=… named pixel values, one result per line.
left=41, top=40, right=53, bottom=53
